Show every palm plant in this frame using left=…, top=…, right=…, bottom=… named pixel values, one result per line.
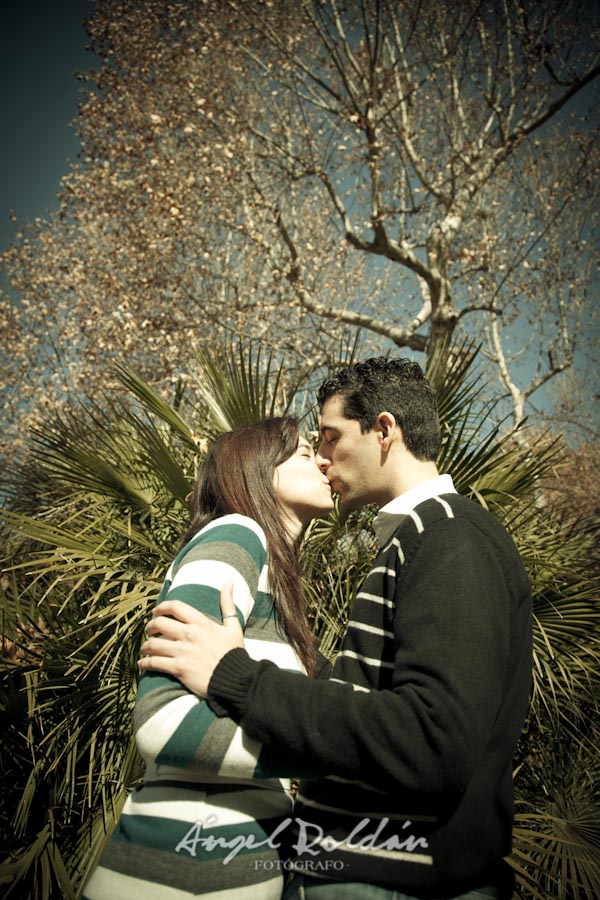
left=1, top=341, right=599, bottom=898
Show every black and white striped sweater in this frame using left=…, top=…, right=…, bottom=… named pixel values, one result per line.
left=208, top=493, right=532, bottom=897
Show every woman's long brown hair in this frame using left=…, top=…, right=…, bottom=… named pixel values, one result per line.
left=181, top=417, right=318, bottom=677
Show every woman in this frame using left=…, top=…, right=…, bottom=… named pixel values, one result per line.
left=82, top=417, right=334, bottom=900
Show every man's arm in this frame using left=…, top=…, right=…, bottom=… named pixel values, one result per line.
left=142, top=519, right=531, bottom=797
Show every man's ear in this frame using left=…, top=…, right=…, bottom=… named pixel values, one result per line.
left=376, top=411, right=398, bottom=450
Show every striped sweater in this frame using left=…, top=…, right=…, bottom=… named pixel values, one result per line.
left=83, top=514, right=304, bottom=900
left=207, top=494, right=532, bottom=897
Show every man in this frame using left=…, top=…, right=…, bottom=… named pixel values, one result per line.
left=140, top=357, right=532, bottom=899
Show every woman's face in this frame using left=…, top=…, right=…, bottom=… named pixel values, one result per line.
left=273, top=437, right=334, bottom=536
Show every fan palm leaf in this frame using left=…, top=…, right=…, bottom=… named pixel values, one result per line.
left=511, top=748, right=600, bottom=899
left=186, top=341, right=311, bottom=435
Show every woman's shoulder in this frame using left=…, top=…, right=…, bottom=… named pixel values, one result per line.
left=168, top=514, right=268, bottom=580
left=186, top=513, right=267, bottom=551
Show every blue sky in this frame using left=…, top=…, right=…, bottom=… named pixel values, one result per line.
left=0, top=0, right=96, bottom=252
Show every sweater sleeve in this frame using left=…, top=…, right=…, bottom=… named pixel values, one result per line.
left=207, top=517, right=531, bottom=796
left=133, top=516, right=302, bottom=780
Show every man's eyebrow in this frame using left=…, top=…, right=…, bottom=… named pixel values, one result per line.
left=319, top=424, right=337, bottom=436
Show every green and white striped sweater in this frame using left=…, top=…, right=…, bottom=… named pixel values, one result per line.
left=83, top=513, right=303, bottom=900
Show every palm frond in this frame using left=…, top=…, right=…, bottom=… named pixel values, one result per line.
left=113, top=364, right=199, bottom=453
left=512, top=779, right=600, bottom=899
left=188, top=341, right=310, bottom=435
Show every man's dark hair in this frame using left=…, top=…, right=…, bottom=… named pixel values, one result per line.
left=317, top=357, right=440, bottom=461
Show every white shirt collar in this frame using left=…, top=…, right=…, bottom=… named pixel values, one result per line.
left=372, top=474, right=457, bottom=546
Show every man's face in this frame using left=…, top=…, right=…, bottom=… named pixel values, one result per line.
left=316, top=395, right=387, bottom=510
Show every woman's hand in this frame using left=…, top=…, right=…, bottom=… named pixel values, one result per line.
left=138, top=583, right=244, bottom=697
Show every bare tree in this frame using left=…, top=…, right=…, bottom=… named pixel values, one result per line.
left=1, top=0, right=598, bottom=464
left=215, top=0, right=599, bottom=414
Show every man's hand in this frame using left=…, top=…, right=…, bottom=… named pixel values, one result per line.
left=138, top=583, right=244, bottom=697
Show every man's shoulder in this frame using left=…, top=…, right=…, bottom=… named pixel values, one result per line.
left=400, top=493, right=523, bottom=565
left=409, top=492, right=475, bottom=525
left=397, top=492, right=509, bottom=541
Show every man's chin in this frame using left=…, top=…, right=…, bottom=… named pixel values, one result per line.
left=338, top=493, right=359, bottom=511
